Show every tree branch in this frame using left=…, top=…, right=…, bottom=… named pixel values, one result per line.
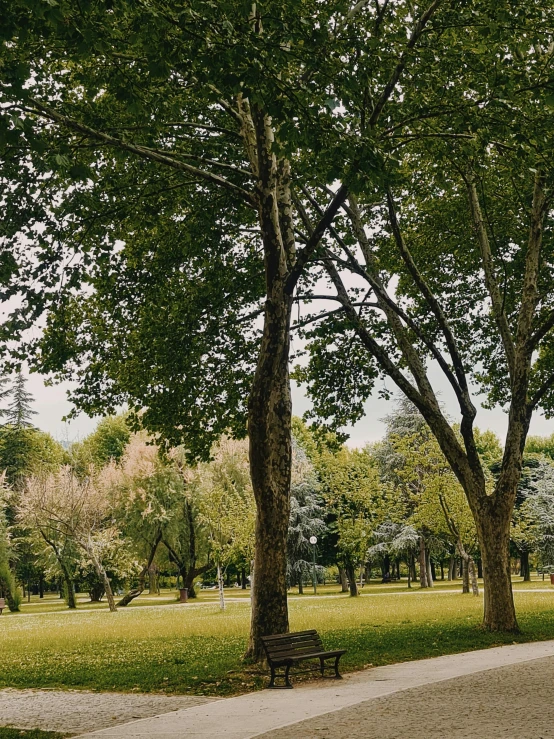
left=27, top=98, right=257, bottom=209
left=285, top=185, right=349, bottom=293
left=369, top=0, right=444, bottom=127
left=466, top=178, right=516, bottom=381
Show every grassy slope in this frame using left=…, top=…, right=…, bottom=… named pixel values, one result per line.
left=1, top=580, right=554, bottom=696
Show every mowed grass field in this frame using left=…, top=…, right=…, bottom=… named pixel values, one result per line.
left=2, top=579, right=554, bottom=696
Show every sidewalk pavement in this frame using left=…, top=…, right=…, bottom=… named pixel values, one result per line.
left=79, top=638, right=554, bottom=738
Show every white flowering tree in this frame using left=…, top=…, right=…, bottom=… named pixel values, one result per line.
left=20, top=467, right=121, bottom=611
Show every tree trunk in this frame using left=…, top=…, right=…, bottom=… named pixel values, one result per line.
left=245, top=251, right=293, bottom=659
left=339, top=566, right=348, bottom=592
left=346, top=563, right=358, bottom=597
left=462, top=556, right=470, bottom=593
left=440, top=560, right=445, bottom=580
left=419, top=537, right=428, bottom=588
left=477, top=508, right=518, bottom=631
left=217, top=562, right=225, bottom=611
left=85, top=541, right=117, bottom=613
left=477, top=559, right=483, bottom=578
left=469, top=556, right=479, bottom=596
left=118, top=533, right=161, bottom=607
left=60, top=564, right=76, bottom=609
left=148, top=565, right=157, bottom=594
left=241, top=568, right=247, bottom=589
left=448, top=555, right=456, bottom=581
left=410, top=555, right=417, bottom=585
left=520, top=550, right=531, bottom=581
left=89, top=582, right=104, bottom=602
left=428, top=555, right=434, bottom=586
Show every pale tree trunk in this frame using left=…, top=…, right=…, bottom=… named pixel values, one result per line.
left=339, top=567, right=348, bottom=592
left=426, top=549, right=434, bottom=587
left=448, top=555, right=456, bottom=581
left=461, top=556, right=469, bottom=593
left=217, top=562, right=225, bottom=611
left=469, top=558, right=479, bottom=596
left=85, top=540, right=117, bottom=613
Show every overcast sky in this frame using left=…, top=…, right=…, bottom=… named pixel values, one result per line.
left=27, top=366, right=554, bottom=448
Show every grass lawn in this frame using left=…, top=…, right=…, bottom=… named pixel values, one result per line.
left=1, top=578, right=554, bottom=696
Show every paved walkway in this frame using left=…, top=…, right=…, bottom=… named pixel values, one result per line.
left=0, top=690, right=216, bottom=735
left=75, top=639, right=554, bottom=738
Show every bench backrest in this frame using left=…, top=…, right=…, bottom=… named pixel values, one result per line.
left=261, top=630, right=324, bottom=661
left=0, top=598, right=5, bottom=608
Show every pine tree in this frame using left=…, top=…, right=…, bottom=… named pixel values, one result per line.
left=5, top=371, right=36, bottom=428
left=0, top=375, right=12, bottom=420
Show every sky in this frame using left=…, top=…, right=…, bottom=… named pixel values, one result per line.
left=27, top=365, right=554, bottom=447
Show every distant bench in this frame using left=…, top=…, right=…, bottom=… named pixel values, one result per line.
left=261, top=629, right=346, bottom=688
left=0, top=598, right=5, bottom=614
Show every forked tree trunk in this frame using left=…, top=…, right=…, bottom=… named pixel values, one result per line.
left=85, top=541, right=117, bottom=613
left=118, top=533, right=162, bottom=607
left=346, top=563, right=358, bottom=597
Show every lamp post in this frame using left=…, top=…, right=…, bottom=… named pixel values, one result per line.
left=310, top=536, right=318, bottom=595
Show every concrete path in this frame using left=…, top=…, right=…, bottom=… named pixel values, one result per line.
left=77, top=639, right=554, bottom=738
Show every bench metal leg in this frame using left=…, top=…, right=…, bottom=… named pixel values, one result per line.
left=284, top=663, right=293, bottom=688
left=268, top=664, right=294, bottom=689
left=334, top=655, right=343, bottom=679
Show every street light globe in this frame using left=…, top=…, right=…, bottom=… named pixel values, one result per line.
left=309, top=536, right=318, bottom=545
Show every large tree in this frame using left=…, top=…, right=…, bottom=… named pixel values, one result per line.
left=295, top=7, right=554, bottom=630
left=0, top=0, right=458, bottom=657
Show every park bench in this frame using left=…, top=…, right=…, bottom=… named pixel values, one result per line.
left=261, top=629, right=347, bottom=688
left=0, top=597, right=5, bottom=614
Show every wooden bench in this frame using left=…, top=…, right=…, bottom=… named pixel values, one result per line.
left=0, top=598, right=5, bottom=614
left=261, top=629, right=346, bottom=688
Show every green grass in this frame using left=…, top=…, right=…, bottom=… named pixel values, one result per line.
left=0, top=730, right=68, bottom=738
left=2, top=579, right=554, bottom=696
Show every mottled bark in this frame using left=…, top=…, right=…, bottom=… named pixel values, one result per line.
left=339, top=566, right=348, bottom=592
left=477, top=503, right=517, bottom=629
left=461, top=556, right=470, bottom=593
